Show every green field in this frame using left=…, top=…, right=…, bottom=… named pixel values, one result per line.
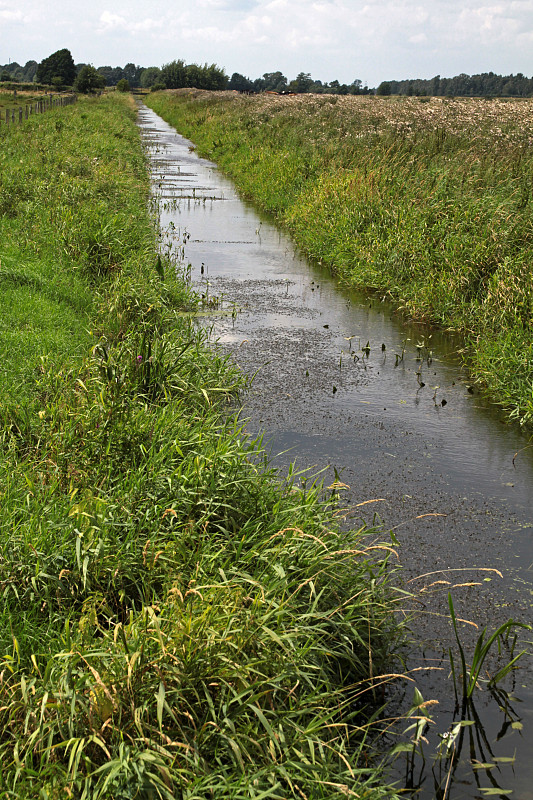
left=0, top=92, right=400, bottom=798
left=146, top=90, right=533, bottom=427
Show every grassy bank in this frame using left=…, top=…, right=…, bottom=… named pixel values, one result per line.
left=0, top=94, right=400, bottom=798
left=145, top=90, right=533, bottom=426
left=0, top=91, right=148, bottom=408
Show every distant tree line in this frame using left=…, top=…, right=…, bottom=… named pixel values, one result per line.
left=376, top=72, right=533, bottom=97
left=4, top=53, right=533, bottom=99
left=136, top=66, right=369, bottom=94
left=0, top=52, right=366, bottom=95
left=96, top=63, right=144, bottom=88
left=0, top=60, right=39, bottom=83
left=226, top=71, right=370, bottom=94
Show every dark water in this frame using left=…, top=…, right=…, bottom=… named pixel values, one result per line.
left=138, top=104, right=533, bottom=800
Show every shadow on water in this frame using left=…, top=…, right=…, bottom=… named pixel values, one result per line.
left=138, top=104, right=533, bottom=800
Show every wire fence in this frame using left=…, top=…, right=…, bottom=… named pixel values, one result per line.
left=1, top=92, right=77, bottom=126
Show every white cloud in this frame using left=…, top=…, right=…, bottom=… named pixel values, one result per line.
left=196, top=0, right=229, bottom=7
left=181, top=24, right=239, bottom=42
left=0, top=8, right=23, bottom=20
left=97, top=9, right=163, bottom=36
left=98, top=10, right=127, bottom=30
left=4, top=0, right=533, bottom=85
left=0, top=2, right=35, bottom=23
left=454, top=3, right=523, bottom=42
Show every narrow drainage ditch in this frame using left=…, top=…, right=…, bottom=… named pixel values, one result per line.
left=139, top=103, right=533, bottom=800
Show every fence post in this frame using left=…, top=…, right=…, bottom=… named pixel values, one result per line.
left=2, top=91, right=78, bottom=131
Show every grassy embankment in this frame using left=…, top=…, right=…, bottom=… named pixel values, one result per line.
left=0, top=94, right=401, bottom=797
left=146, top=91, right=533, bottom=426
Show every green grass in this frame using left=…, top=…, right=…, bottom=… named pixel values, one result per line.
left=145, top=90, right=533, bottom=426
left=0, top=92, right=401, bottom=798
left=0, top=92, right=150, bottom=407
left=0, top=253, right=92, bottom=405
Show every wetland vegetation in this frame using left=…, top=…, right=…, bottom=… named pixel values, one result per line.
left=0, top=92, right=402, bottom=798
left=146, top=90, right=533, bottom=427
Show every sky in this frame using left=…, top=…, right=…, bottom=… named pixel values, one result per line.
left=2, top=0, right=533, bottom=87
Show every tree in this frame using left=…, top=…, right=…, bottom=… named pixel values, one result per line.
left=97, top=66, right=125, bottom=86
left=22, top=60, right=38, bottom=82
left=74, top=65, right=106, bottom=94
left=257, top=71, right=287, bottom=92
left=228, top=72, right=254, bottom=92
left=0, top=61, right=21, bottom=82
left=160, top=60, right=226, bottom=91
left=349, top=79, right=363, bottom=95
left=288, top=72, right=314, bottom=93
left=36, top=48, right=76, bottom=86
left=116, top=78, right=130, bottom=92
left=140, top=67, right=162, bottom=89
left=203, top=63, right=227, bottom=90
left=186, top=63, right=204, bottom=88
left=376, top=81, right=392, bottom=96
left=430, top=75, right=441, bottom=96
left=123, top=63, right=142, bottom=88
left=161, top=59, right=187, bottom=89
